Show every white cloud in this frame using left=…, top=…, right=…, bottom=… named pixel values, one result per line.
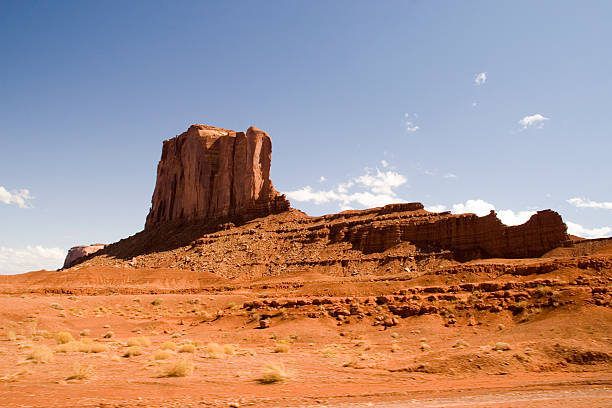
left=285, top=167, right=407, bottom=210
left=403, top=113, right=419, bottom=133
left=0, top=186, right=34, bottom=208
left=566, top=221, right=612, bottom=239
left=380, top=160, right=389, bottom=168
left=425, top=204, right=447, bottom=213
left=475, top=72, right=487, bottom=85
left=472, top=101, right=478, bottom=107
left=449, top=199, right=536, bottom=225
left=0, top=246, right=66, bottom=275
left=519, top=113, right=549, bottom=129
left=567, top=197, right=612, bottom=210
left=452, top=199, right=495, bottom=217
left=319, top=176, right=326, bottom=183
left=444, top=173, right=457, bottom=179
left=497, top=209, right=536, bottom=226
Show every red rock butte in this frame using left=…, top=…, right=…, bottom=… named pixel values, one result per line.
left=60, top=123, right=571, bottom=271
left=145, top=124, right=290, bottom=229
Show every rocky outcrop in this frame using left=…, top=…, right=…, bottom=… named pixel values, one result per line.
left=63, top=244, right=106, bottom=268
left=342, top=207, right=569, bottom=260
left=145, top=124, right=290, bottom=229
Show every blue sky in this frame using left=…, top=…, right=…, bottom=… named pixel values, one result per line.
left=1, top=1, right=611, bottom=274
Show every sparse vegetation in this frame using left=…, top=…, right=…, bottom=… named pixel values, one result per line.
left=123, top=346, right=143, bottom=357
left=66, top=362, right=93, bottom=381
left=127, top=336, right=151, bottom=347
left=493, top=342, right=511, bottom=351
left=274, top=342, right=290, bottom=353
left=152, top=350, right=173, bottom=360
left=160, top=358, right=194, bottom=377
left=258, top=362, right=290, bottom=384
left=27, top=345, right=53, bottom=363
left=160, top=341, right=178, bottom=351
left=151, top=298, right=163, bottom=306
left=50, top=303, right=64, bottom=310
left=178, top=343, right=196, bottom=353
left=56, top=331, right=74, bottom=344
left=6, top=330, right=17, bottom=341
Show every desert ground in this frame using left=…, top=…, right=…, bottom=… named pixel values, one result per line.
left=1, top=238, right=610, bottom=407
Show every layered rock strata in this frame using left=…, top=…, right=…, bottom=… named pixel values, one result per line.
left=145, top=124, right=290, bottom=229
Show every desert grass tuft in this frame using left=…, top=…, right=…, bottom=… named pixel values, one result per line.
left=258, top=362, right=290, bottom=384
left=66, top=362, right=93, bottom=381
left=6, top=330, right=17, bottom=341
left=274, top=342, right=290, bottom=353
left=56, top=331, right=74, bottom=344
left=126, top=336, right=151, bottom=347
left=159, top=358, right=194, bottom=377
left=122, top=346, right=143, bottom=357
left=160, top=341, right=178, bottom=351
left=152, top=350, right=174, bottom=360
left=27, top=345, right=53, bottom=363
left=178, top=343, right=196, bottom=353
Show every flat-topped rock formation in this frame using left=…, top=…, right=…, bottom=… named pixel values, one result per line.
left=63, top=244, right=106, bottom=268
left=145, top=124, right=290, bottom=229
left=63, top=123, right=571, bottom=275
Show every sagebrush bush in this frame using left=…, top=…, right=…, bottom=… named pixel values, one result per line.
left=127, top=336, right=151, bottom=347
left=152, top=350, right=173, bottom=360
left=123, top=346, right=142, bottom=357
left=178, top=344, right=196, bottom=353
left=274, top=343, right=290, bottom=353
left=56, top=331, right=74, bottom=344
left=160, top=358, right=194, bottom=377
left=160, top=341, right=178, bottom=351
left=27, top=345, right=53, bottom=363
left=66, top=362, right=93, bottom=381
left=258, top=362, right=290, bottom=384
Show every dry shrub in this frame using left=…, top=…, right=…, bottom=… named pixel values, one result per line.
left=151, top=298, right=163, bottom=306
left=27, top=345, right=53, bottom=363
left=453, top=339, right=470, bottom=349
left=66, top=362, right=93, bottom=381
left=79, top=329, right=91, bottom=337
left=152, top=350, right=173, bottom=360
left=102, top=331, right=114, bottom=339
left=160, top=358, right=194, bottom=377
left=56, top=341, right=80, bottom=353
left=178, top=344, right=196, bottom=353
left=123, top=346, right=142, bottom=357
left=50, top=303, right=64, bottom=310
left=258, top=362, right=290, bottom=384
left=160, top=341, right=178, bottom=351
left=56, top=331, right=74, bottom=344
left=420, top=343, right=431, bottom=351
left=223, top=344, right=235, bottom=355
left=127, top=336, right=151, bottom=347
left=6, top=330, right=17, bottom=341
left=391, top=343, right=401, bottom=353
left=493, top=342, right=511, bottom=351
left=274, top=342, right=290, bottom=353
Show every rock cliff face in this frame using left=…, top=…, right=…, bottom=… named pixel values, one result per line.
left=145, top=124, right=290, bottom=229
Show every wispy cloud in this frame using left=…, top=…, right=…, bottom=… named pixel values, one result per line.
left=474, top=72, right=487, bottom=85
left=566, top=221, right=612, bottom=239
left=319, top=176, right=326, bottom=183
left=0, top=245, right=66, bottom=275
left=380, top=160, right=389, bottom=168
left=403, top=113, right=419, bottom=133
left=285, top=166, right=407, bottom=210
left=519, top=113, right=549, bottom=129
left=567, top=197, right=612, bottom=210
left=425, top=204, right=447, bottom=213
left=443, top=173, right=457, bottom=179
left=0, top=186, right=34, bottom=208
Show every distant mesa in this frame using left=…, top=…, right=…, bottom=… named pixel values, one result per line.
left=63, top=244, right=105, bottom=269
left=61, top=123, right=571, bottom=271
